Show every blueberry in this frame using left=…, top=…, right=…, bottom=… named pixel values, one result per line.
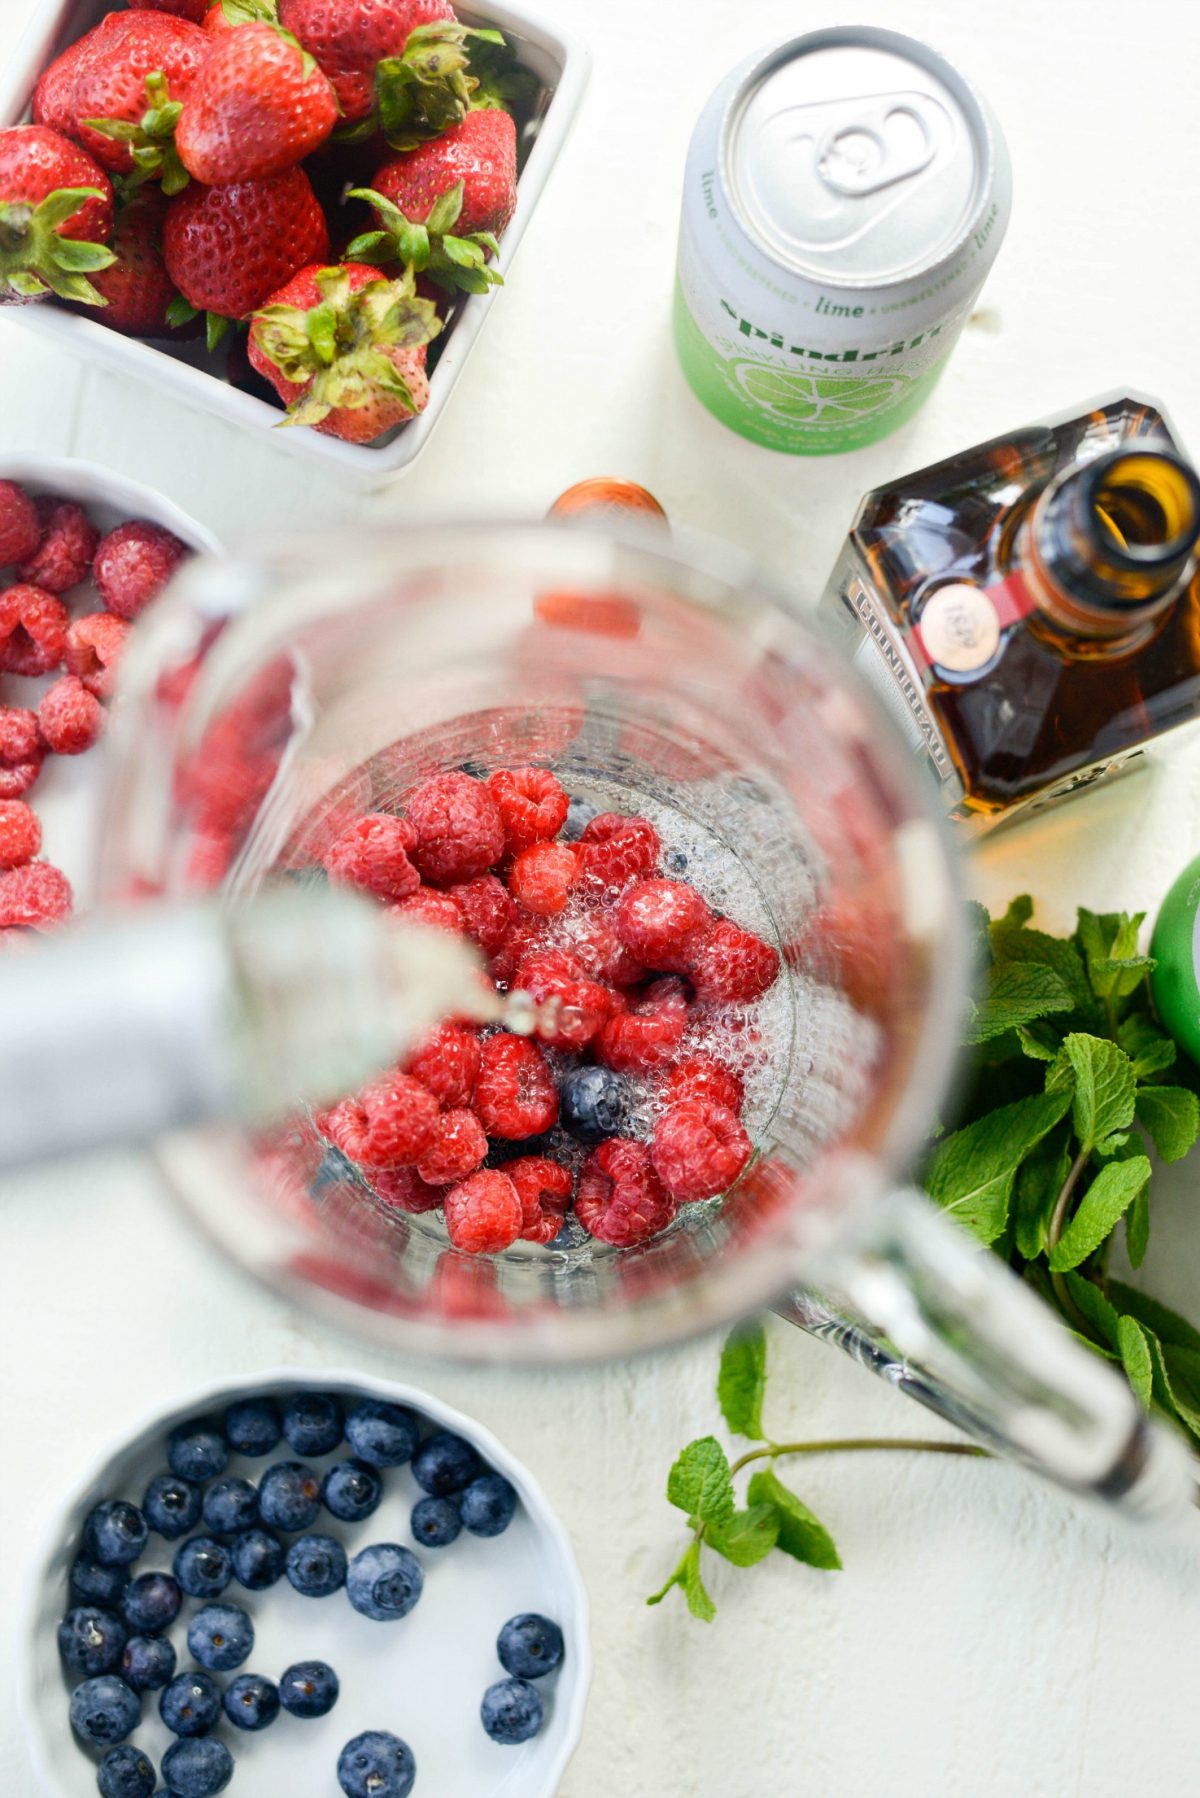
left=282, top=1391, right=343, bottom=1457
left=286, top=1532, right=348, bottom=1598
left=187, top=1602, right=254, bottom=1671
left=497, top=1612, right=565, bottom=1679
left=85, top=1501, right=148, bottom=1567
left=322, top=1459, right=383, bottom=1524
left=160, top=1669, right=222, bottom=1737
left=121, top=1572, right=181, bottom=1634
left=481, top=1676, right=544, bottom=1744
left=411, top=1495, right=462, bottom=1548
left=202, top=1477, right=260, bottom=1536
left=70, top=1557, right=130, bottom=1610
left=346, top=1543, right=423, bottom=1622
left=97, top=1745, right=156, bottom=1798
left=410, top=1430, right=482, bottom=1497
left=258, top=1461, right=321, bottom=1532
left=230, top=1527, right=285, bottom=1591
left=167, top=1419, right=229, bottom=1484
left=173, top=1536, right=233, bottom=1600
left=278, top=1659, right=339, bottom=1718
left=162, top=1737, right=234, bottom=1797
left=224, top=1397, right=282, bottom=1457
left=336, top=1729, right=416, bottom=1798
left=69, top=1675, right=140, bottom=1747
left=223, top=1671, right=279, bottom=1731
left=558, top=1064, right=628, bottom=1143
left=343, top=1401, right=419, bottom=1468
left=143, top=1472, right=202, bottom=1541
left=561, top=795, right=598, bottom=840
left=57, top=1605, right=126, bottom=1677
left=121, top=1633, right=176, bottom=1692
left=460, top=1473, right=517, bottom=1537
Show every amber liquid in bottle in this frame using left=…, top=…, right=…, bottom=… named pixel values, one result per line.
left=822, top=397, right=1200, bottom=826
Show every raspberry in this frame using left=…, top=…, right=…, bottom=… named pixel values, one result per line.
left=64, top=612, right=131, bottom=700
left=367, top=1165, right=444, bottom=1213
left=514, top=948, right=614, bottom=1049
left=447, top=874, right=514, bottom=957
left=0, top=799, right=40, bottom=870
left=392, top=888, right=466, bottom=934
left=472, top=1034, right=558, bottom=1138
left=417, top=1107, right=488, bottom=1184
left=688, top=918, right=780, bottom=1005
left=615, top=878, right=711, bottom=971
left=404, top=771, right=505, bottom=886
left=323, top=813, right=420, bottom=902
left=575, top=1138, right=676, bottom=1247
left=325, top=1073, right=439, bottom=1168
left=186, top=830, right=235, bottom=887
left=486, top=766, right=569, bottom=853
left=406, top=1022, right=480, bottom=1106
left=443, top=1169, right=523, bottom=1254
left=37, top=676, right=104, bottom=755
left=595, top=976, right=688, bottom=1074
left=505, top=1155, right=573, bottom=1243
left=578, top=813, right=660, bottom=897
left=0, top=584, right=68, bottom=676
left=508, top=841, right=579, bottom=917
left=0, top=860, right=73, bottom=929
left=651, top=1099, right=752, bottom=1202
left=570, top=911, right=647, bottom=988
left=17, top=498, right=98, bottom=593
left=0, top=481, right=40, bottom=566
left=0, top=706, right=43, bottom=800
left=664, top=1053, right=745, bottom=1115
left=488, top=912, right=545, bottom=985
left=94, top=520, right=188, bottom=620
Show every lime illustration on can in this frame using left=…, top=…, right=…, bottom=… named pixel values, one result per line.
left=673, top=26, right=1012, bottom=455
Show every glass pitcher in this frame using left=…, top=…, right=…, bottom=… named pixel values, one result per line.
left=95, top=519, right=1189, bottom=1518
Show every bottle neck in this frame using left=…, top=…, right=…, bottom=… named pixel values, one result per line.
left=1023, top=444, right=1200, bottom=641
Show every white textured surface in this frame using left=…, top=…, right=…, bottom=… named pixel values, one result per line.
left=3, top=1, right=1200, bottom=1794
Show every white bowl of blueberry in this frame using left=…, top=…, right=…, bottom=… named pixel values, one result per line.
left=22, top=1371, right=590, bottom=1798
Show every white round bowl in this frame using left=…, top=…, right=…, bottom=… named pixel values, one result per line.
left=21, top=1368, right=591, bottom=1798
left=0, top=454, right=221, bottom=907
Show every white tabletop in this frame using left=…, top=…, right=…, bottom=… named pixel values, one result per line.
left=4, top=1, right=1200, bottom=1793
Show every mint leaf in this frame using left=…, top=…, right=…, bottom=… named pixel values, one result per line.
left=1047, top=1155, right=1151, bottom=1271
left=1046, top=1034, right=1136, bottom=1150
left=1161, top=1345, right=1200, bottom=1441
left=1117, top=1314, right=1154, bottom=1408
left=1013, top=1131, right=1070, bottom=1260
left=990, top=913, right=1095, bottom=1015
left=964, top=963, right=1075, bottom=1044
left=998, top=895, right=1033, bottom=928
left=707, top=1503, right=780, bottom=1567
left=1135, top=1086, right=1200, bottom=1162
left=666, top=1438, right=734, bottom=1528
left=682, top=1538, right=715, bottom=1621
left=1118, top=1012, right=1177, bottom=1078
left=1063, top=1271, right=1120, bottom=1348
left=716, top=1321, right=767, bottom=1440
left=1017, top=1019, right=1063, bottom=1062
left=926, top=1089, right=1072, bottom=1244
left=1126, top=1184, right=1151, bottom=1268
left=1107, top=1282, right=1200, bottom=1354
left=747, top=1469, right=841, bottom=1570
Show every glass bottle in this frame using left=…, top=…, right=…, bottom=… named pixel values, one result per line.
left=820, top=395, right=1200, bottom=827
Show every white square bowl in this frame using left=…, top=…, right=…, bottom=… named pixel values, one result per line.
left=0, top=0, right=589, bottom=483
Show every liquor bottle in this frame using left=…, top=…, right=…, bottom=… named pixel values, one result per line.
left=820, top=396, right=1200, bottom=827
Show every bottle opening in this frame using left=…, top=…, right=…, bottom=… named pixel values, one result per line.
left=1088, top=452, right=1200, bottom=566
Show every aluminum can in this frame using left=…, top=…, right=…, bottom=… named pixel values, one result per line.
left=673, top=26, right=1012, bottom=454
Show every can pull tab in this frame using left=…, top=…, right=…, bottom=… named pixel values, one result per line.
left=816, top=94, right=938, bottom=198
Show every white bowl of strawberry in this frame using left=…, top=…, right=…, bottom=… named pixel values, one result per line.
left=0, top=0, right=587, bottom=478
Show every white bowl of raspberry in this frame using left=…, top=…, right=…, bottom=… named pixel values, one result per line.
left=22, top=1368, right=591, bottom=1798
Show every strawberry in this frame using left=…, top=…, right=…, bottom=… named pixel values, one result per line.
left=131, top=0, right=211, bottom=19
left=248, top=261, right=439, bottom=441
left=345, top=172, right=502, bottom=296
left=163, top=165, right=329, bottom=317
left=276, top=0, right=456, bottom=123
left=63, top=13, right=208, bottom=179
left=31, top=29, right=99, bottom=135
left=176, top=23, right=338, bottom=184
left=368, top=108, right=516, bottom=237
left=80, top=186, right=177, bottom=335
left=0, top=126, right=114, bottom=306
left=203, top=0, right=280, bottom=30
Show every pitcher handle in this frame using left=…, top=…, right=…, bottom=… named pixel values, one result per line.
left=777, top=1187, right=1194, bottom=1521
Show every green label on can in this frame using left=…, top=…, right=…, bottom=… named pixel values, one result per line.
left=672, top=278, right=953, bottom=456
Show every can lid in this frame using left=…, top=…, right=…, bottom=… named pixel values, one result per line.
left=724, top=27, right=998, bottom=288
